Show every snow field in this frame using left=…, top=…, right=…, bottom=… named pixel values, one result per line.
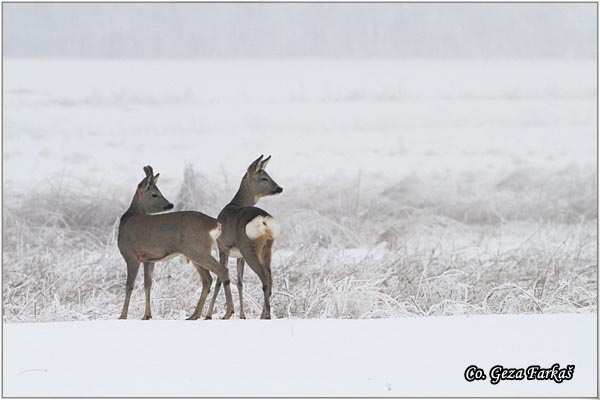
left=3, top=314, right=596, bottom=397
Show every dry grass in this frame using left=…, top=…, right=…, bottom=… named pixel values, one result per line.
left=3, top=165, right=597, bottom=322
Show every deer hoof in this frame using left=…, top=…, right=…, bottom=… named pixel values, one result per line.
left=239, top=314, right=246, bottom=320
left=223, top=311, right=233, bottom=319
left=204, top=315, right=212, bottom=320
left=142, top=315, right=152, bottom=320
left=186, top=315, right=198, bottom=321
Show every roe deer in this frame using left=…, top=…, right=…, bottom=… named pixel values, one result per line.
left=206, top=155, right=283, bottom=319
left=118, top=165, right=234, bottom=320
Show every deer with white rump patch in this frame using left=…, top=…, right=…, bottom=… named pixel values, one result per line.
left=118, top=166, right=234, bottom=320
left=206, top=155, right=283, bottom=319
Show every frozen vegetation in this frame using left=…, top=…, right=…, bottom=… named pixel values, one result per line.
left=3, top=59, right=597, bottom=322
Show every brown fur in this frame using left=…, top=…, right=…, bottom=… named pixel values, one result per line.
left=206, top=155, right=282, bottom=319
left=118, top=166, right=234, bottom=320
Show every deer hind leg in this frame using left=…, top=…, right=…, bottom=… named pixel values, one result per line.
left=261, top=239, right=274, bottom=299
left=187, top=263, right=213, bottom=320
left=241, top=240, right=271, bottom=319
left=237, top=258, right=246, bottom=319
left=119, top=258, right=141, bottom=320
left=260, top=240, right=274, bottom=319
left=142, top=262, right=155, bottom=320
left=206, top=249, right=228, bottom=319
left=189, top=251, right=234, bottom=320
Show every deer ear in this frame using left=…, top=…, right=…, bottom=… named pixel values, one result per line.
left=144, top=177, right=153, bottom=190
left=153, top=173, right=160, bottom=184
left=259, top=155, right=271, bottom=170
left=138, top=177, right=150, bottom=191
left=143, top=165, right=154, bottom=178
left=247, top=155, right=263, bottom=174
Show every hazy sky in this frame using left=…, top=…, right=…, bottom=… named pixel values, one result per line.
left=3, top=3, right=597, bottom=59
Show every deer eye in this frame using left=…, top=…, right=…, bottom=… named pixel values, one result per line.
left=152, top=194, right=159, bottom=198
left=261, top=178, right=268, bottom=181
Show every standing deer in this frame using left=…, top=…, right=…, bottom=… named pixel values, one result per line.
left=118, top=165, right=234, bottom=320
left=206, top=155, right=283, bottom=319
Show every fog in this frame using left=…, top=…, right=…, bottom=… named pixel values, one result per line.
left=3, top=3, right=596, bottom=59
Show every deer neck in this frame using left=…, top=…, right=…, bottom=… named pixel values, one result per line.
left=229, top=178, right=257, bottom=207
left=124, top=192, right=147, bottom=216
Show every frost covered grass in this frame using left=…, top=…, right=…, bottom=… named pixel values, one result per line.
left=3, top=165, right=596, bottom=322
left=3, top=58, right=596, bottom=321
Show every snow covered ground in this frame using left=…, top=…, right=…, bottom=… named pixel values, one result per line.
left=3, top=59, right=596, bottom=193
left=3, top=314, right=596, bottom=397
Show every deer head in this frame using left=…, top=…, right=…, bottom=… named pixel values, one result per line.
left=133, top=165, right=174, bottom=214
left=244, top=155, right=283, bottom=200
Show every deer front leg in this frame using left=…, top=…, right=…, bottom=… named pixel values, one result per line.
left=142, top=262, right=155, bottom=320
left=206, top=249, right=229, bottom=319
left=119, top=258, right=141, bottom=320
left=237, top=258, right=246, bottom=319
left=187, top=263, right=213, bottom=320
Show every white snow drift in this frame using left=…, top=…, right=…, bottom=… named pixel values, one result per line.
left=3, top=314, right=596, bottom=397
